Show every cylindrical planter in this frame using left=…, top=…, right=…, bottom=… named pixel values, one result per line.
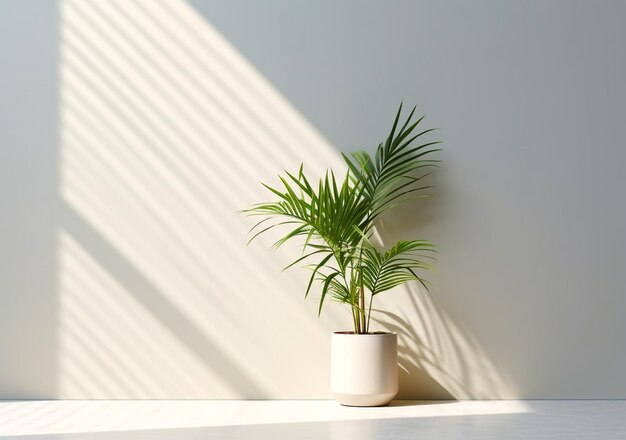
left=331, top=332, right=398, bottom=406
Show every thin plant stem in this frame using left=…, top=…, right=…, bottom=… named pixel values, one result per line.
left=366, top=293, right=374, bottom=333
left=359, top=285, right=366, bottom=333
left=358, top=248, right=366, bottom=333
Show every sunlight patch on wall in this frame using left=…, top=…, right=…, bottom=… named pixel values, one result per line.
left=59, top=0, right=346, bottom=398
left=58, top=0, right=514, bottom=400
left=58, top=231, right=229, bottom=398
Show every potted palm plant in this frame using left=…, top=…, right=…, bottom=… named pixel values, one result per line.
left=245, top=104, right=440, bottom=406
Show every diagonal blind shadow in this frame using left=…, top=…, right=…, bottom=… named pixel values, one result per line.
left=60, top=201, right=267, bottom=397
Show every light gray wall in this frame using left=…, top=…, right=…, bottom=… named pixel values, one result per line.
left=0, top=0, right=59, bottom=398
left=1, top=0, right=625, bottom=399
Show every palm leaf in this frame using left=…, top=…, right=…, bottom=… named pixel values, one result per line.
left=360, top=238, right=436, bottom=296
left=244, top=103, right=440, bottom=330
left=343, top=105, right=439, bottom=226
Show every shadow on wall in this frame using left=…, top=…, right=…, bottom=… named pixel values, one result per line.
left=373, top=173, right=515, bottom=400
left=53, top=0, right=511, bottom=399
left=59, top=203, right=266, bottom=397
left=375, top=287, right=514, bottom=400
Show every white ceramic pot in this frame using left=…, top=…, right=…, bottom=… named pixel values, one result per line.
left=331, top=332, right=398, bottom=406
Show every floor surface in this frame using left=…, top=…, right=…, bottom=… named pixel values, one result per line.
left=0, top=400, right=624, bottom=439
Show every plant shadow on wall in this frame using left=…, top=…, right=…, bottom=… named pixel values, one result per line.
left=373, top=290, right=513, bottom=400
left=372, top=172, right=513, bottom=400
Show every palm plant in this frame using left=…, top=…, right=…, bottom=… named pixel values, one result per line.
left=244, top=104, right=440, bottom=334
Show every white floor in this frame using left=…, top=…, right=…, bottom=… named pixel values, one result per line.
left=0, top=400, right=624, bottom=439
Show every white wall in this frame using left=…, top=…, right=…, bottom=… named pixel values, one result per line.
left=1, top=0, right=626, bottom=399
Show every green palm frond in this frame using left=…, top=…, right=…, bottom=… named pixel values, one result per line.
left=244, top=165, right=370, bottom=301
left=343, top=103, right=441, bottom=225
left=360, top=238, right=436, bottom=296
left=246, top=165, right=369, bottom=258
left=244, top=104, right=440, bottom=333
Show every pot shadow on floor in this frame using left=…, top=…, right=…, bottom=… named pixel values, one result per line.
left=388, top=400, right=455, bottom=407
